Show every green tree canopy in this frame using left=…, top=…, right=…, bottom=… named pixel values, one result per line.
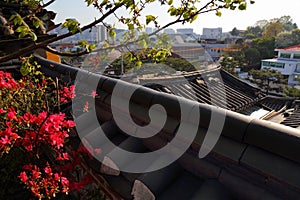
left=240, top=37, right=275, bottom=70
left=262, top=22, right=285, bottom=39
left=249, top=68, right=286, bottom=94
left=275, top=29, right=300, bottom=48
left=219, top=55, right=242, bottom=75
left=284, top=86, right=300, bottom=98
left=230, top=27, right=240, bottom=36
left=244, top=26, right=263, bottom=38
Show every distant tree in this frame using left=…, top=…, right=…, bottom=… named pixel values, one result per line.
left=235, top=38, right=244, bottom=44
left=255, top=19, right=269, bottom=29
left=263, top=22, right=285, bottom=39
left=220, top=56, right=240, bottom=75
left=275, top=29, right=300, bottom=48
left=291, top=29, right=300, bottom=44
left=278, top=15, right=297, bottom=32
left=284, top=86, right=300, bottom=98
left=240, top=37, right=275, bottom=70
left=249, top=68, right=285, bottom=94
left=244, top=26, right=263, bottom=38
left=243, top=47, right=261, bottom=69
left=230, top=27, right=240, bottom=36
left=252, top=37, right=275, bottom=59
left=293, top=23, right=298, bottom=29
left=276, top=32, right=295, bottom=48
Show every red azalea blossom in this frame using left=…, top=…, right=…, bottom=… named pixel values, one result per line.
left=19, top=171, right=28, bottom=183
left=7, top=111, right=16, bottom=121
left=0, top=108, right=5, bottom=114
left=1, top=135, right=11, bottom=145
left=91, top=90, right=98, bottom=97
left=0, top=65, right=84, bottom=199
left=83, top=101, right=89, bottom=112
left=94, top=148, right=102, bottom=155
left=59, top=85, right=75, bottom=103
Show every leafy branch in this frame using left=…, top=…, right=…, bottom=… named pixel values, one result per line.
left=0, top=0, right=254, bottom=63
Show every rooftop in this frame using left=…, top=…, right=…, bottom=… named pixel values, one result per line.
left=275, top=44, right=300, bottom=51
left=3, top=56, right=300, bottom=199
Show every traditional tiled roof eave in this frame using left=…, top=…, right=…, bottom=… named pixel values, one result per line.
left=27, top=55, right=300, bottom=199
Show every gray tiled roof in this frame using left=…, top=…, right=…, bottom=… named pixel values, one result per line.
left=32, top=56, right=300, bottom=199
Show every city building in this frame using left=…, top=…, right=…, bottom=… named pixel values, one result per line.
left=176, top=28, right=194, bottom=35
left=164, top=28, right=176, bottom=34
left=171, top=43, right=206, bottom=60
left=201, top=27, right=222, bottom=41
left=261, top=44, right=300, bottom=85
left=145, top=27, right=153, bottom=34
left=201, top=43, right=236, bottom=61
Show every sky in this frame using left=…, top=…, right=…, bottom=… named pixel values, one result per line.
left=48, top=0, right=300, bottom=34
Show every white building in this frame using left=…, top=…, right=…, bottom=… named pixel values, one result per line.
left=201, top=28, right=222, bottom=40
left=261, top=44, right=300, bottom=85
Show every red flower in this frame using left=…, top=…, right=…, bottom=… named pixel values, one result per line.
left=83, top=101, right=89, bottom=112
left=1, top=136, right=11, bottom=145
left=0, top=108, right=5, bottom=114
left=59, top=85, right=75, bottom=103
left=63, top=120, right=75, bottom=128
left=19, top=172, right=28, bottom=183
left=7, top=111, right=16, bottom=121
left=94, top=148, right=102, bottom=155
left=56, top=152, right=70, bottom=161
left=91, top=90, right=98, bottom=98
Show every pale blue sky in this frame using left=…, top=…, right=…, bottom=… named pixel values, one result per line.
left=48, top=0, right=300, bottom=34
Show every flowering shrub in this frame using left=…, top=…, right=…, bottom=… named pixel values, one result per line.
left=0, top=57, right=103, bottom=199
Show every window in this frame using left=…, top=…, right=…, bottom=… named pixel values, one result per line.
left=280, top=53, right=291, bottom=59
left=294, top=54, right=300, bottom=59
left=295, top=64, right=300, bottom=73
left=262, top=61, right=284, bottom=68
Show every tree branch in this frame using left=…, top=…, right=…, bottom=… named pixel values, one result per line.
left=42, top=0, right=56, bottom=8
left=92, top=1, right=218, bottom=53
left=0, top=3, right=123, bottom=63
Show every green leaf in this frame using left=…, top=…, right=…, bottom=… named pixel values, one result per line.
left=10, top=14, right=23, bottom=25
left=146, top=15, right=156, bottom=25
left=128, top=23, right=134, bottom=30
left=136, top=60, right=142, bottom=68
left=88, top=44, right=97, bottom=51
left=238, top=2, right=247, bottom=10
left=31, top=32, right=37, bottom=41
left=78, top=40, right=88, bottom=46
left=216, top=11, right=222, bottom=17
left=109, top=29, right=116, bottom=38
left=32, top=17, right=41, bottom=28
left=20, top=65, right=30, bottom=76
left=15, top=26, right=26, bottom=33
left=85, top=0, right=94, bottom=6
left=62, top=19, right=80, bottom=34
left=100, top=0, right=109, bottom=6
left=168, top=7, right=177, bottom=16
left=123, top=0, right=134, bottom=8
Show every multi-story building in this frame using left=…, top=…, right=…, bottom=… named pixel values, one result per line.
left=261, top=44, right=300, bottom=85
left=201, top=27, right=222, bottom=41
